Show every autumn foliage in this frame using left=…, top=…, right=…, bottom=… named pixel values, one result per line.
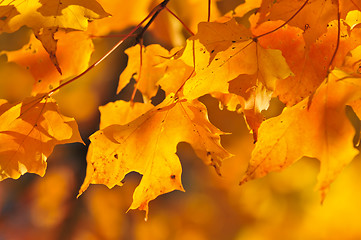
left=2, top=0, right=361, bottom=236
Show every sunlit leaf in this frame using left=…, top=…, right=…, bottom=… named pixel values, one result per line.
left=241, top=69, right=361, bottom=200
left=4, top=31, right=94, bottom=94
left=79, top=95, right=231, bottom=217
left=0, top=96, right=82, bottom=180
left=180, top=18, right=292, bottom=100
left=118, top=44, right=171, bottom=101
left=0, top=0, right=109, bottom=71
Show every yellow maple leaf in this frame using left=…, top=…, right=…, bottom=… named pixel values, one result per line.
left=0, top=0, right=109, bottom=72
left=241, top=69, right=361, bottom=201
left=0, top=95, right=82, bottom=180
left=180, top=18, right=292, bottom=99
left=79, top=94, right=232, bottom=217
left=117, top=44, right=171, bottom=101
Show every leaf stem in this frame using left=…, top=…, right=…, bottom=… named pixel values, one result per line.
left=254, top=0, right=309, bottom=40
left=208, top=0, right=211, bottom=22
left=46, top=0, right=168, bottom=97
left=135, top=0, right=170, bottom=42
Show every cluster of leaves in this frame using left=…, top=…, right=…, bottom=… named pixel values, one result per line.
left=1, top=0, right=361, bottom=218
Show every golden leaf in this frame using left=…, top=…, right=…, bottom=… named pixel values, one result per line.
left=241, top=69, right=361, bottom=201
left=79, top=95, right=231, bottom=217
left=0, top=96, right=82, bottom=180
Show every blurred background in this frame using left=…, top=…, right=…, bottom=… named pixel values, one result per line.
left=1, top=0, right=361, bottom=239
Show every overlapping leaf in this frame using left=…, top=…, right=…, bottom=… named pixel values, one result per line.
left=0, top=95, right=82, bottom=180
left=0, top=0, right=109, bottom=72
left=258, top=0, right=361, bottom=47
left=252, top=14, right=361, bottom=105
left=79, top=95, right=232, bottom=217
left=3, top=0, right=361, bottom=218
left=241, top=69, right=361, bottom=200
left=180, top=18, right=293, bottom=100
left=117, top=44, right=171, bottom=101
left=176, top=18, right=292, bottom=139
left=4, top=31, right=94, bottom=94
left=229, top=74, right=272, bottom=141
left=157, top=55, right=194, bottom=96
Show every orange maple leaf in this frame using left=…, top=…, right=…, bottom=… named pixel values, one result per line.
left=241, top=69, right=361, bottom=201
left=0, top=96, right=82, bottom=180
left=252, top=14, right=361, bottom=106
left=3, top=31, right=94, bottom=95
left=258, top=0, right=361, bottom=48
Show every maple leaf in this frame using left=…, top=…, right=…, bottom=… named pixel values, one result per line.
left=176, top=18, right=292, bottom=140
left=117, top=44, right=171, bottom=101
left=180, top=18, right=293, bottom=100
left=0, top=0, right=109, bottom=72
left=0, top=96, right=82, bottom=180
left=78, top=95, right=232, bottom=217
left=241, top=69, right=361, bottom=200
left=3, top=31, right=94, bottom=94
left=258, top=0, right=361, bottom=47
left=119, top=45, right=193, bottom=99
left=252, top=15, right=361, bottom=106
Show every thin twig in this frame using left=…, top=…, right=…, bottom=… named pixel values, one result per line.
left=254, top=0, right=309, bottom=40
left=47, top=0, right=169, bottom=97
left=208, top=0, right=211, bottom=22
left=89, top=33, right=137, bottom=39
left=165, top=7, right=195, bottom=36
